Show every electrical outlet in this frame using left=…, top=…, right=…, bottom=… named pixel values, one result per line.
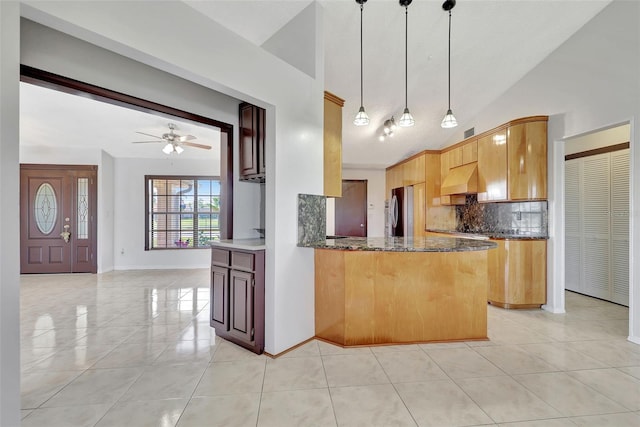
left=120, top=248, right=125, bottom=255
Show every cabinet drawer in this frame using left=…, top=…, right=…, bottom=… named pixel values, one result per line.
left=211, top=249, right=230, bottom=266
left=231, top=251, right=255, bottom=271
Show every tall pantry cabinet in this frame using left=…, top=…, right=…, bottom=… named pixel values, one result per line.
left=565, top=148, right=629, bottom=306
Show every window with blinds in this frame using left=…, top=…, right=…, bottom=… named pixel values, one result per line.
left=145, top=176, right=221, bottom=250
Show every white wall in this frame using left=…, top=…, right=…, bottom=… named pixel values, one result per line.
left=114, top=157, right=217, bottom=269
left=0, top=2, right=21, bottom=424
left=565, top=123, right=630, bottom=155
left=18, top=1, right=325, bottom=355
left=440, top=1, right=640, bottom=342
left=99, top=150, right=114, bottom=272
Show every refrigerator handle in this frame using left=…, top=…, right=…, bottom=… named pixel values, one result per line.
left=392, top=195, right=398, bottom=227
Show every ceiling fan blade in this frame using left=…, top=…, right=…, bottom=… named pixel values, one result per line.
left=182, top=141, right=212, bottom=150
left=131, top=140, right=163, bottom=144
left=135, top=131, right=163, bottom=139
left=178, top=134, right=196, bottom=142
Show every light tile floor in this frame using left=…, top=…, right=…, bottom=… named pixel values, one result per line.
left=20, top=269, right=640, bottom=426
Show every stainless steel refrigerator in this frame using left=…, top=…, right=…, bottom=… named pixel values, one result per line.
left=389, top=186, right=414, bottom=237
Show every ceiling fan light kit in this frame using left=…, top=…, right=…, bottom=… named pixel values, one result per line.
left=353, top=0, right=370, bottom=126
left=441, top=0, right=458, bottom=129
left=132, top=122, right=212, bottom=154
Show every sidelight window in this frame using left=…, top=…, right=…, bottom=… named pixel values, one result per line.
left=145, top=175, right=220, bottom=250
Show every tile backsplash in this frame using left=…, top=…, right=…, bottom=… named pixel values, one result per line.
left=455, top=195, right=548, bottom=237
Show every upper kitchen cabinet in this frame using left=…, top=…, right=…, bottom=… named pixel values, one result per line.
left=448, top=146, right=463, bottom=169
left=324, top=91, right=344, bottom=197
left=508, top=118, right=548, bottom=200
left=462, top=139, right=478, bottom=164
left=239, top=102, right=266, bottom=183
left=402, top=154, right=425, bottom=186
left=385, top=163, right=403, bottom=196
left=477, top=129, right=508, bottom=202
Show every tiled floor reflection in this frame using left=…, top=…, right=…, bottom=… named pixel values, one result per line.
left=20, top=269, right=640, bottom=426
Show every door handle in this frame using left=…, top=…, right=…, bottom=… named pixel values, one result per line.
left=60, top=224, right=71, bottom=243
left=360, top=224, right=364, bottom=227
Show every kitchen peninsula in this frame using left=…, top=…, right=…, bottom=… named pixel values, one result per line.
left=309, top=236, right=497, bottom=346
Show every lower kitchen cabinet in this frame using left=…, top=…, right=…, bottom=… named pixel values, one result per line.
left=487, top=239, right=547, bottom=309
left=210, top=247, right=265, bottom=354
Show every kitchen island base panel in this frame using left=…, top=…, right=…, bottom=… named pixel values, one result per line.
left=315, top=249, right=489, bottom=346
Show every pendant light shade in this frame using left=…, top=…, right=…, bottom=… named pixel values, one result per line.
left=398, top=0, right=414, bottom=127
left=354, top=0, right=369, bottom=126
left=441, top=109, right=457, bottom=128
left=441, top=0, right=458, bottom=128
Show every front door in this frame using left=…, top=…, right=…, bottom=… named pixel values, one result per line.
left=335, top=180, right=367, bottom=237
left=20, top=165, right=97, bottom=274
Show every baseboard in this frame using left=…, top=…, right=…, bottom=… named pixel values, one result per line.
left=628, top=335, right=640, bottom=346
left=542, top=304, right=566, bottom=314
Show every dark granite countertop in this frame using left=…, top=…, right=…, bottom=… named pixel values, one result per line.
left=427, top=229, right=548, bottom=240
left=300, top=236, right=497, bottom=252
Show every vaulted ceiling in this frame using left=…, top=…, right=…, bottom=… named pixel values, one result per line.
left=20, top=0, right=612, bottom=168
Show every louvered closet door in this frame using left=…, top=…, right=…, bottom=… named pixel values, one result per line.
left=610, top=149, right=629, bottom=305
left=564, top=159, right=583, bottom=293
left=582, top=153, right=611, bottom=301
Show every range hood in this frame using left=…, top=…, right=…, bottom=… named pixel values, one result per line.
left=441, top=162, right=478, bottom=195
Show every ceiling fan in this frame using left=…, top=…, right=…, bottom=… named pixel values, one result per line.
left=132, top=123, right=212, bottom=154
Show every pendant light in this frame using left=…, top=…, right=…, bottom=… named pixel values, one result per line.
left=441, top=0, right=458, bottom=128
left=398, top=0, right=415, bottom=127
left=353, top=0, right=370, bottom=126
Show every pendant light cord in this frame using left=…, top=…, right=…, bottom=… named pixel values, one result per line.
left=404, top=5, right=408, bottom=109
left=447, top=9, right=452, bottom=110
left=360, top=3, right=364, bottom=108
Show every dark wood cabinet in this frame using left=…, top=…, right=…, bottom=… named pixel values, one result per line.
left=229, top=270, right=254, bottom=342
left=210, top=265, right=229, bottom=330
left=210, top=247, right=265, bottom=354
left=239, top=102, right=266, bottom=183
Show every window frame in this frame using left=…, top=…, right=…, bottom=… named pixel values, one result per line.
left=145, top=175, right=221, bottom=250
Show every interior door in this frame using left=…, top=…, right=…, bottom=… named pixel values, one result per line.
left=335, top=180, right=367, bottom=237
left=20, top=165, right=97, bottom=274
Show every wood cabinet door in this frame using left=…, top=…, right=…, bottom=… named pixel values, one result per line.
left=324, top=93, right=343, bottom=197
left=487, top=239, right=507, bottom=304
left=440, top=151, right=452, bottom=205
left=462, top=140, right=478, bottom=164
left=210, top=265, right=229, bottom=331
left=402, top=155, right=425, bottom=186
left=229, top=269, right=255, bottom=343
left=412, top=182, right=426, bottom=237
left=258, top=107, right=266, bottom=175
left=477, top=130, right=508, bottom=202
left=505, top=240, right=547, bottom=305
left=507, top=121, right=547, bottom=200
left=449, top=147, right=463, bottom=168
left=239, top=103, right=259, bottom=177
